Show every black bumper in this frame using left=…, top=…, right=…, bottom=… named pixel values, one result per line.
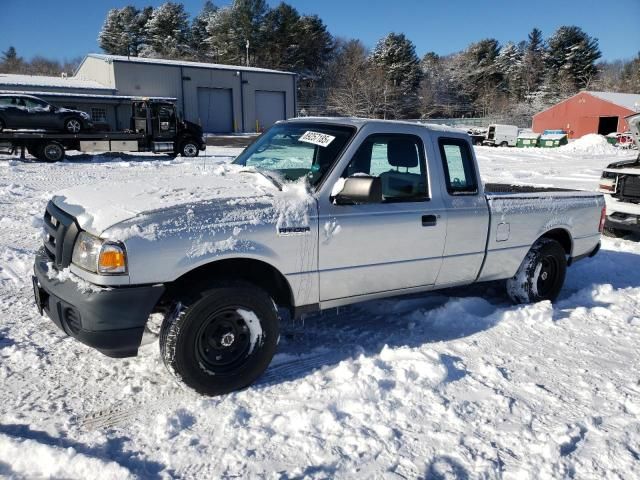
left=605, top=214, right=640, bottom=234
left=33, top=249, right=165, bottom=358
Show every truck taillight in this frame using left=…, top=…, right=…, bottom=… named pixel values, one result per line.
left=599, top=206, right=606, bottom=233
left=598, top=183, right=614, bottom=192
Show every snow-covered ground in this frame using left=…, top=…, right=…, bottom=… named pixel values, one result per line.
left=0, top=142, right=639, bottom=479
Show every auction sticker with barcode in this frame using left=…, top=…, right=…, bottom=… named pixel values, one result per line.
left=299, top=131, right=335, bottom=147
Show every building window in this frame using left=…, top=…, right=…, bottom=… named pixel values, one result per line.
left=91, top=107, right=107, bottom=123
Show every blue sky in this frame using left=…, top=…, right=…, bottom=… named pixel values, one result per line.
left=1, top=0, right=638, bottom=63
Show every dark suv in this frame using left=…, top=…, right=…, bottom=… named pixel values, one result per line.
left=0, top=94, right=93, bottom=133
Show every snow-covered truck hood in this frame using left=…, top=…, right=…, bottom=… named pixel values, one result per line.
left=51, top=165, right=307, bottom=236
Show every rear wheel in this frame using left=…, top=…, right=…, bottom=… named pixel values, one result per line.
left=506, top=238, right=567, bottom=304
left=160, top=282, right=279, bottom=396
left=64, top=117, right=82, bottom=134
left=179, top=139, right=200, bottom=157
left=40, top=141, right=65, bottom=162
left=500, top=141, right=509, bottom=147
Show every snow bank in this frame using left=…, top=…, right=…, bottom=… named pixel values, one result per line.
left=559, top=134, right=619, bottom=155
left=0, top=433, right=134, bottom=479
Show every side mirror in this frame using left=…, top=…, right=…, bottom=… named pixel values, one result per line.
left=47, top=105, right=57, bottom=112
left=334, top=176, right=382, bottom=205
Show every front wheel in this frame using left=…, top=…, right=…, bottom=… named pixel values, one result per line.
left=179, top=139, right=200, bottom=157
left=160, top=282, right=279, bottom=396
left=500, top=141, right=509, bottom=147
left=64, top=118, right=82, bottom=134
left=506, top=238, right=567, bottom=304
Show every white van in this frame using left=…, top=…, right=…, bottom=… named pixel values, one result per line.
left=483, top=124, right=519, bottom=147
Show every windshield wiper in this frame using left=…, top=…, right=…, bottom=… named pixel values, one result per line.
left=241, top=169, right=283, bottom=191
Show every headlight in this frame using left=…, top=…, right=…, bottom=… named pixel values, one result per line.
left=72, top=232, right=127, bottom=274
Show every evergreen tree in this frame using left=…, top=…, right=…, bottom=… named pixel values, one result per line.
left=232, top=0, right=268, bottom=65
left=547, top=26, right=601, bottom=90
left=371, top=33, right=422, bottom=118
left=522, top=28, right=546, bottom=95
left=190, top=1, right=217, bottom=60
left=293, top=15, right=334, bottom=75
left=141, top=2, right=190, bottom=59
left=98, top=6, right=151, bottom=56
left=260, top=3, right=303, bottom=69
left=496, top=41, right=524, bottom=99
left=459, top=38, right=503, bottom=115
left=0, top=46, right=24, bottom=73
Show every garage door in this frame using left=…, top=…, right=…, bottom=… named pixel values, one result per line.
left=198, top=88, right=233, bottom=133
left=255, top=91, right=286, bottom=131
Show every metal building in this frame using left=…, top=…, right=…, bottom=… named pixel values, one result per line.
left=532, top=91, right=640, bottom=139
left=0, top=54, right=296, bottom=133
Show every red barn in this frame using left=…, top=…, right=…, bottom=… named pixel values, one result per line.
left=532, top=91, right=640, bottom=139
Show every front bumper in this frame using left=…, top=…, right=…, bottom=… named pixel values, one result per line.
left=33, top=249, right=165, bottom=358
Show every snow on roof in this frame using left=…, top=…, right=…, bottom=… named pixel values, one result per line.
left=87, top=53, right=296, bottom=76
left=518, top=131, right=541, bottom=139
left=587, top=91, right=640, bottom=112
left=540, top=133, right=567, bottom=140
left=0, top=73, right=111, bottom=90
left=0, top=90, right=175, bottom=101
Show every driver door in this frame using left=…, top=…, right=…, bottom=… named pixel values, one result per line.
left=318, top=132, right=447, bottom=302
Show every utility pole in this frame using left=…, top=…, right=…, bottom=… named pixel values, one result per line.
left=246, top=40, right=250, bottom=67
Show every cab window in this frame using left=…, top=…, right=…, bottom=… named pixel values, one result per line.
left=342, top=134, right=428, bottom=202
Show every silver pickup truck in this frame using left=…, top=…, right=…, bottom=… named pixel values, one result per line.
left=33, top=118, right=605, bottom=395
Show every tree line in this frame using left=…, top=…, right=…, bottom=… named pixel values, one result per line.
left=2, top=0, right=639, bottom=124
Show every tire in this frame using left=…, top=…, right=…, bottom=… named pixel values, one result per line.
left=64, top=117, right=82, bottom=134
left=179, top=139, right=200, bottom=157
left=602, top=227, right=626, bottom=238
left=506, top=238, right=567, bottom=304
left=160, top=282, right=279, bottom=396
left=500, top=141, right=509, bottom=147
left=40, top=141, right=65, bottom=162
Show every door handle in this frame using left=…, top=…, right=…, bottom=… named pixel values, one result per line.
left=422, top=214, right=437, bottom=227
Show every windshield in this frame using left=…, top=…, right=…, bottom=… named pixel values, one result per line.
left=233, top=123, right=355, bottom=186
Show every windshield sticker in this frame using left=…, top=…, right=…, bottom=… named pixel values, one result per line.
left=299, top=131, right=335, bottom=147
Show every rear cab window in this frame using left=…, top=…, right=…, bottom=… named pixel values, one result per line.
left=438, top=138, right=478, bottom=195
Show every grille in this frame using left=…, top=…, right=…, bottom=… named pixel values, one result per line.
left=43, top=201, right=79, bottom=269
left=620, top=175, right=640, bottom=203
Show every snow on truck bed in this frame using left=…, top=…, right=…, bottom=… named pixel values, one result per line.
left=1, top=145, right=639, bottom=479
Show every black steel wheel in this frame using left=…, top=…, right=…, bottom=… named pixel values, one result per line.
left=64, top=117, right=82, bottom=134
left=41, top=141, right=65, bottom=162
left=160, top=282, right=279, bottom=396
left=506, top=238, right=567, bottom=304
left=180, top=139, right=200, bottom=157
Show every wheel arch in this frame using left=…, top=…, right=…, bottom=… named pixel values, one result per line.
left=539, top=227, right=573, bottom=256
left=164, top=257, right=295, bottom=314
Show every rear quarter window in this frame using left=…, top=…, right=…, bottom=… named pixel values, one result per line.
left=438, top=138, right=478, bottom=195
